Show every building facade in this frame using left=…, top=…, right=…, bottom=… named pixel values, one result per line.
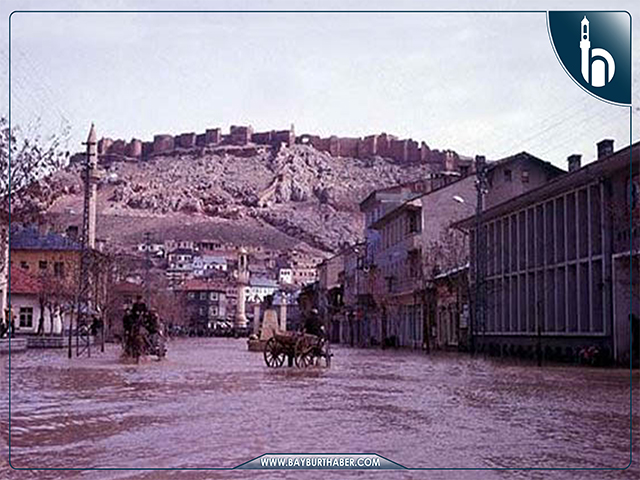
left=366, top=152, right=563, bottom=349
left=458, top=140, right=639, bottom=364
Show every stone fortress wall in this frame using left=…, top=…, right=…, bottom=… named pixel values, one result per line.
left=93, top=123, right=469, bottom=172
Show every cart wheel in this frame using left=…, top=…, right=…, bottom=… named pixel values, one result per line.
left=264, top=337, right=285, bottom=368
left=318, top=338, right=331, bottom=367
left=295, top=341, right=315, bottom=368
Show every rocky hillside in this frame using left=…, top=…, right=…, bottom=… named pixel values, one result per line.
left=45, top=145, right=446, bottom=254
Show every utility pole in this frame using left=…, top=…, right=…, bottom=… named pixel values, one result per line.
left=144, top=232, right=151, bottom=304
left=472, top=155, right=488, bottom=356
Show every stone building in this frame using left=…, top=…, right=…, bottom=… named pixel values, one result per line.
left=457, top=140, right=639, bottom=365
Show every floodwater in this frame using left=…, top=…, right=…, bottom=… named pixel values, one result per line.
left=0, top=338, right=638, bottom=480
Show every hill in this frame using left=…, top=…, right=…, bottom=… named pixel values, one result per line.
left=45, top=144, right=454, bottom=255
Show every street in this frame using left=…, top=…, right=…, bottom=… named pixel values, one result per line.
left=0, top=339, right=638, bottom=479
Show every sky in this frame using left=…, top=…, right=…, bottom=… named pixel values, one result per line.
left=1, top=0, right=638, bottom=168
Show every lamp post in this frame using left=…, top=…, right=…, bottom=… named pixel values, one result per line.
left=472, top=155, right=488, bottom=356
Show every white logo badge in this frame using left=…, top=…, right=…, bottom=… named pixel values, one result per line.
left=579, top=16, right=615, bottom=87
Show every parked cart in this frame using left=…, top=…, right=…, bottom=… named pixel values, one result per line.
left=263, top=331, right=331, bottom=368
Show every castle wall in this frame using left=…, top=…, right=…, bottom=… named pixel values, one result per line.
left=205, top=128, right=222, bottom=145
left=230, top=125, right=253, bottom=145
left=176, top=132, right=196, bottom=149
left=125, top=139, right=142, bottom=158
left=153, top=134, right=175, bottom=154
left=94, top=124, right=459, bottom=177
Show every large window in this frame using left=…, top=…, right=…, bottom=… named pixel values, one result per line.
left=19, top=307, right=33, bottom=328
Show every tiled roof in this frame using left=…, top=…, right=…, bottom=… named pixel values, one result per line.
left=9, top=266, right=42, bottom=295
left=11, top=225, right=81, bottom=251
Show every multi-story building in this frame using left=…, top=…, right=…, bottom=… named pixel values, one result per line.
left=292, top=266, right=317, bottom=286
left=180, top=279, right=227, bottom=332
left=10, top=225, right=110, bottom=334
left=367, top=152, right=563, bottom=349
left=166, top=248, right=195, bottom=280
left=245, top=277, right=279, bottom=303
left=457, top=140, right=639, bottom=365
left=192, top=255, right=227, bottom=276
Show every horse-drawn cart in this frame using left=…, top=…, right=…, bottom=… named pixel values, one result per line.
left=263, top=331, right=331, bottom=368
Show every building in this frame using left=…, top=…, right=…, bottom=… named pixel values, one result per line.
left=292, top=266, right=317, bottom=286
left=278, top=267, right=293, bottom=284
left=179, top=279, right=228, bottom=333
left=137, top=242, right=165, bottom=257
left=245, top=276, right=279, bottom=303
left=9, top=225, right=110, bottom=333
left=166, top=248, right=195, bottom=280
left=365, top=152, right=563, bottom=349
left=316, top=251, right=346, bottom=343
left=192, top=255, right=228, bottom=276
left=456, top=140, right=639, bottom=365
left=9, top=266, right=66, bottom=335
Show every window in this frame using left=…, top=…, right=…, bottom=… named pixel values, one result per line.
left=504, top=169, right=512, bottom=182
left=20, top=261, right=29, bottom=270
left=199, top=306, right=206, bottom=316
left=39, top=260, right=48, bottom=270
left=188, top=292, right=195, bottom=299
left=200, top=292, right=207, bottom=300
left=521, top=170, right=530, bottom=184
left=54, top=262, right=64, bottom=277
left=209, top=292, right=218, bottom=301
left=408, top=211, right=419, bottom=234
left=19, top=307, right=33, bottom=328
left=209, top=306, right=218, bottom=317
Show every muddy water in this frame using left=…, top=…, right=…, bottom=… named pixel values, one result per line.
left=1, top=338, right=638, bottom=480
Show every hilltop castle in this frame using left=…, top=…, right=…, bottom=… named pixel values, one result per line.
left=80, top=123, right=470, bottom=174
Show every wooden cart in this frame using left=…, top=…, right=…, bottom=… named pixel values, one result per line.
left=263, top=331, right=331, bottom=368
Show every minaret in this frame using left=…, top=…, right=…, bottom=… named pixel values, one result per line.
left=235, top=247, right=249, bottom=329
left=85, top=123, right=98, bottom=249
left=580, top=16, right=591, bottom=83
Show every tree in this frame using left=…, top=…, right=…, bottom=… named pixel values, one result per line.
left=419, top=226, right=471, bottom=352
left=0, top=117, right=70, bottom=319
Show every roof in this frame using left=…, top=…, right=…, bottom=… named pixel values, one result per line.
left=454, top=141, right=639, bottom=229
left=484, top=151, right=563, bottom=176
left=359, top=181, right=426, bottom=211
left=370, top=151, right=563, bottom=231
left=178, top=279, right=228, bottom=292
left=11, top=225, right=81, bottom=251
left=249, top=277, right=279, bottom=288
left=168, top=248, right=194, bottom=256
left=9, top=266, right=42, bottom=295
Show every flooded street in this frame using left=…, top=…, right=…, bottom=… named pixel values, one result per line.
left=1, top=338, right=638, bottom=480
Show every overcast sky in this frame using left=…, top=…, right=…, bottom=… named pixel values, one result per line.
left=1, top=0, right=638, bottom=168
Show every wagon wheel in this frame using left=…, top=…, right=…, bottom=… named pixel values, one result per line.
left=264, top=337, right=286, bottom=368
left=318, top=337, right=331, bottom=367
left=294, top=340, right=315, bottom=368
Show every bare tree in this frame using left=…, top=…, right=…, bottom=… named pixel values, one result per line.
left=0, top=117, right=70, bottom=317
